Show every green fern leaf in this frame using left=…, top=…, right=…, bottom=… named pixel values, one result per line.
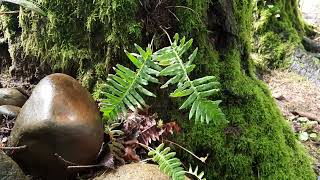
left=153, top=34, right=225, bottom=124
left=148, top=143, right=185, bottom=180
left=100, top=45, right=161, bottom=120
left=187, top=165, right=206, bottom=180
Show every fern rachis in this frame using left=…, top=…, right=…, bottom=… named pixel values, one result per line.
left=100, top=44, right=161, bottom=120
left=153, top=34, right=225, bottom=124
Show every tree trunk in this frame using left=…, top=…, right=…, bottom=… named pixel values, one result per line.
left=0, top=0, right=316, bottom=179
left=172, top=0, right=315, bottom=179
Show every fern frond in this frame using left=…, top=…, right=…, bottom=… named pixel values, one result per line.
left=187, top=166, right=206, bottom=180
left=2, top=0, right=46, bottom=15
left=148, top=143, right=185, bottom=180
left=100, top=44, right=161, bottom=120
left=153, top=33, right=225, bottom=124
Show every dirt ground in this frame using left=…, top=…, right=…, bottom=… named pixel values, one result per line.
left=263, top=70, right=320, bottom=174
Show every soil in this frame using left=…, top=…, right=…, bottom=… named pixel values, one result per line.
left=263, top=69, right=320, bottom=175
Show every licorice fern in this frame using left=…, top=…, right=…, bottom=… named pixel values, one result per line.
left=100, top=44, right=161, bottom=120
left=148, top=143, right=185, bottom=180
left=187, top=166, right=206, bottom=180
left=153, top=34, right=225, bottom=124
left=1, top=0, right=46, bottom=15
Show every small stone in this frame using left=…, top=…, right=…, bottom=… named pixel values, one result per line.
left=292, top=122, right=302, bottom=133
left=297, top=117, right=309, bottom=123
left=299, top=132, right=309, bottom=141
left=1, top=137, right=8, bottom=143
left=0, top=105, right=21, bottom=118
left=9, top=74, right=104, bottom=179
left=0, top=88, right=27, bottom=107
left=305, top=121, right=318, bottom=130
left=310, top=133, right=317, bottom=139
left=272, top=92, right=286, bottom=101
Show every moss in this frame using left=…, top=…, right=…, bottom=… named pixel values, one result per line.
left=1, top=0, right=316, bottom=179
left=172, top=0, right=316, bottom=179
left=256, top=32, right=296, bottom=69
left=9, top=0, right=142, bottom=88
left=253, top=0, right=305, bottom=69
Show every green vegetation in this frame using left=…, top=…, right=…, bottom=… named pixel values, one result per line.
left=0, top=0, right=317, bottom=179
left=148, top=143, right=185, bottom=180
left=98, top=34, right=223, bottom=179
left=253, top=0, right=305, bottom=69
left=1, top=0, right=142, bottom=89
left=1, top=0, right=45, bottom=15
left=172, top=0, right=316, bottom=179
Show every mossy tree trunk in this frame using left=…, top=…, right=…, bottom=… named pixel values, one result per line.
left=173, top=1, right=315, bottom=179
left=0, top=0, right=316, bottom=179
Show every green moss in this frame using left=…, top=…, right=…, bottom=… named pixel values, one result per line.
left=253, top=0, right=305, bottom=69
left=172, top=0, right=316, bottom=179
left=12, top=0, right=142, bottom=88
left=2, top=0, right=316, bottom=179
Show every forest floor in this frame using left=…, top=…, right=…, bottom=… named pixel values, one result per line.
left=263, top=70, right=320, bottom=174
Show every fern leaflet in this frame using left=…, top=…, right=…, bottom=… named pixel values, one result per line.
left=153, top=34, right=225, bottom=124
left=100, top=44, right=161, bottom=120
left=187, top=165, right=206, bottom=180
left=148, top=143, right=185, bottom=180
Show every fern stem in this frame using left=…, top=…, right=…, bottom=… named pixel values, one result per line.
left=164, top=140, right=207, bottom=163
left=161, top=27, right=200, bottom=99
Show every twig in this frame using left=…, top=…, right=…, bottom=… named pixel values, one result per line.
left=0, top=11, right=19, bottom=15
left=159, top=26, right=172, bottom=44
left=0, top=145, right=27, bottom=150
left=140, top=157, right=153, bottom=163
left=67, top=164, right=104, bottom=169
left=54, top=153, right=78, bottom=166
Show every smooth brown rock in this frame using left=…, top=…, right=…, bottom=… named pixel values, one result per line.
left=9, top=73, right=104, bottom=179
left=94, top=163, right=170, bottom=180
left=0, top=105, right=21, bottom=118
left=0, top=88, right=27, bottom=107
left=0, top=150, right=27, bottom=180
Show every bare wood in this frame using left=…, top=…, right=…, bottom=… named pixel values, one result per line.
left=67, top=164, right=104, bottom=169
left=54, top=153, right=78, bottom=166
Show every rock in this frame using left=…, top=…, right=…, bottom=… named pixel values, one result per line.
left=8, top=73, right=104, bottom=179
left=302, top=36, right=320, bottom=53
left=272, top=92, right=286, bottom=101
left=0, top=88, right=27, bottom=107
left=93, top=163, right=170, bottom=180
left=310, top=133, right=317, bottom=139
left=305, top=121, right=318, bottom=130
left=0, top=150, right=27, bottom=180
left=297, top=117, right=309, bottom=123
left=0, top=105, right=21, bottom=118
left=299, top=132, right=309, bottom=141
